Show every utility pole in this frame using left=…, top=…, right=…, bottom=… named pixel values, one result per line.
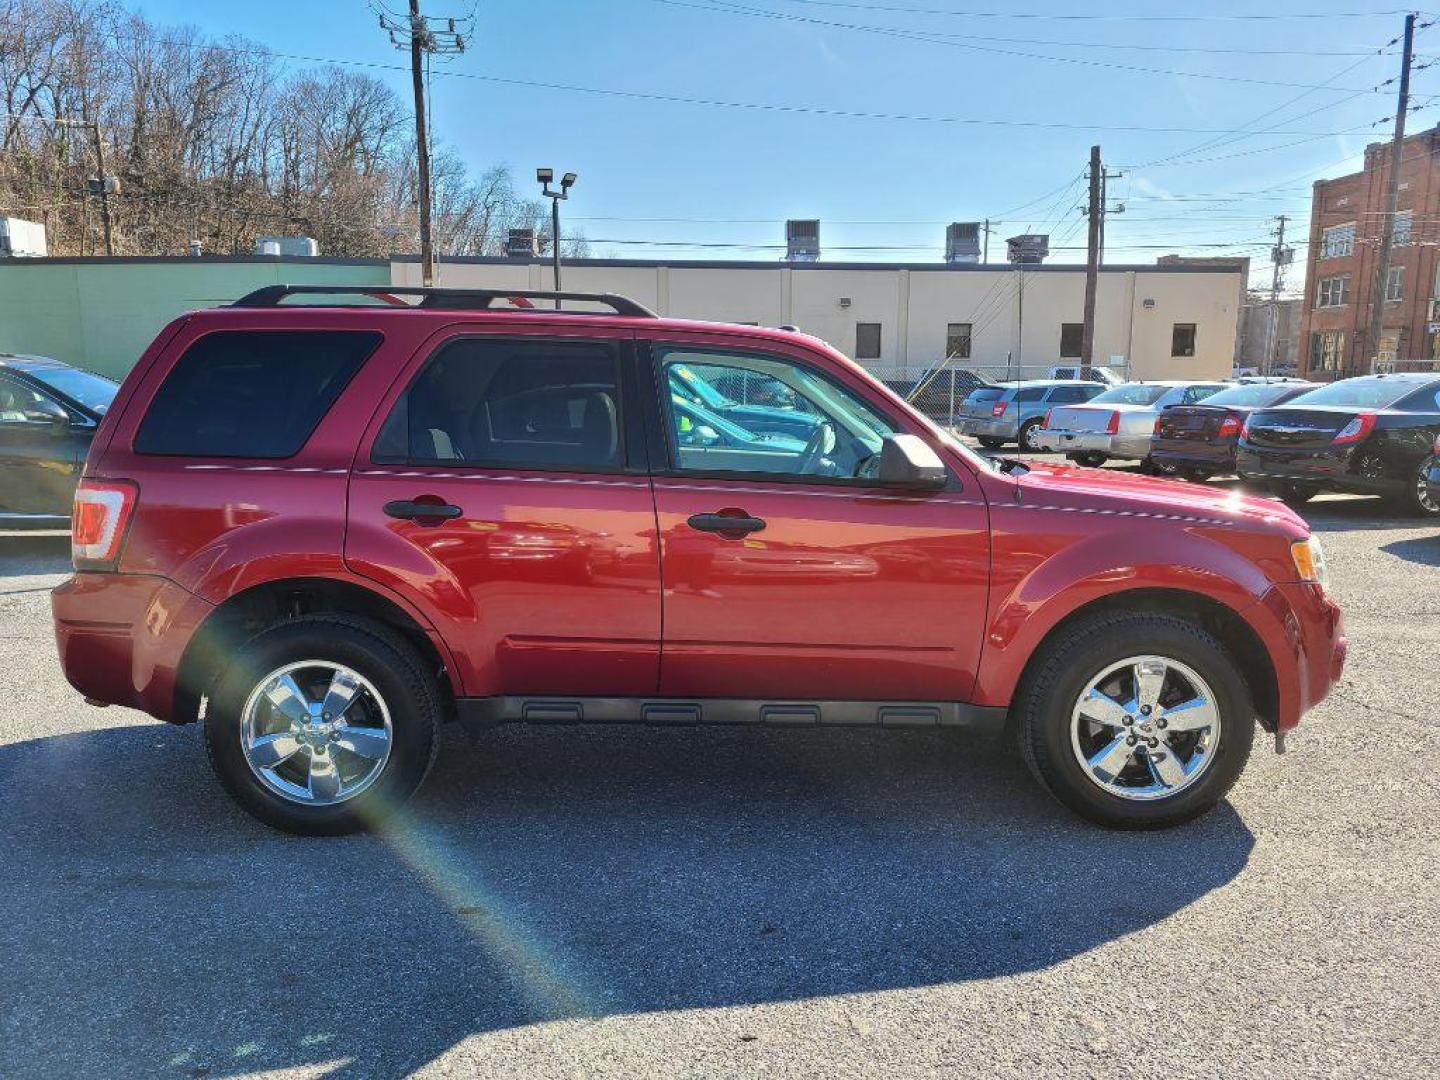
left=982, top=218, right=991, bottom=264
left=1266, top=214, right=1293, bottom=375
left=1081, top=144, right=1102, bottom=373
left=1365, top=11, right=1415, bottom=374
left=90, top=120, right=114, bottom=257
left=380, top=2, right=468, bottom=287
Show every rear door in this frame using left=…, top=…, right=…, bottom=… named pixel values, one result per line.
left=345, top=325, right=663, bottom=698
left=640, top=330, right=990, bottom=703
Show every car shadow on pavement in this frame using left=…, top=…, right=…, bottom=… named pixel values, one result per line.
left=1379, top=535, right=1440, bottom=566
left=0, top=721, right=1254, bottom=1079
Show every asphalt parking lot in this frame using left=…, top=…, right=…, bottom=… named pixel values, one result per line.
left=1, top=468, right=1438, bottom=1079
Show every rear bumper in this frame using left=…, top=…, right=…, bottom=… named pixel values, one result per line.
left=1033, top=428, right=1150, bottom=460
left=1246, top=582, right=1346, bottom=731
left=1150, top=438, right=1238, bottom=473
left=956, top=417, right=1019, bottom=439
left=1236, top=443, right=1401, bottom=496
left=52, top=572, right=213, bottom=723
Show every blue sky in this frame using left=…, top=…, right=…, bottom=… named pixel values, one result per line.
left=133, top=0, right=1432, bottom=291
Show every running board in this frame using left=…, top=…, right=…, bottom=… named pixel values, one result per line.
left=456, top=696, right=1007, bottom=734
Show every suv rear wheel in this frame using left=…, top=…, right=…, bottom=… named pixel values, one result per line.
left=204, top=615, right=442, bottom=835
left=1017, top=612, right=1254, bottom=829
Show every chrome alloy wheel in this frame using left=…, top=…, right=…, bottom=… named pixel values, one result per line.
left=1416, top=458, right=1439, bottom=515
left=240, top=661, right=394, bottom=806
left=1069, top=655, right=1220, bottom=801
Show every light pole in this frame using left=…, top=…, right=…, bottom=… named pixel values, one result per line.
left=537, top=168, right=577, bottom=308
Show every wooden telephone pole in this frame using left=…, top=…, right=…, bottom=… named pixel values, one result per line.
left=1364, top=12, right=1415, bottom=372
left=1080, top=145, right=1102, bottom=372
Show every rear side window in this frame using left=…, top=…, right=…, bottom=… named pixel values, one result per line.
left=372, top=337, right=623, bottom=471
left=1045, top=385, right=1090, bottom=404
left=1012, top=387, right=1047, bottom=403
left=134, top=331, right=379, bottom=458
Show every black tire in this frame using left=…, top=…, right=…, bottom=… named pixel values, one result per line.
left=1278, top=483, right=1319, bottom=507
left=976, top=436, right=1007, bottom=450
left=1069, top=451, right=1108, bottom=468
left=1392, top=456, right=1440, bottom=517
left=204, top=615, right=442, bottom=835
left=1017, top=418, right=1044, bottom=452
left=1178, top=468, right=1213, bottom=484
left=1016, top=612, right=1255, bottom=829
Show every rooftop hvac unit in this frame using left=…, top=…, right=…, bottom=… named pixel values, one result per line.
left=945, top=222, right=981, bottom=264
left=786, top=219, right=820, bottom=262
left=1006, top=233, right=1049, bottom=265
left=505, top=228, right=538, bottom=258
left=0, top=217, right=47, bottom=258
left=254, top=235, right=319, bottom=257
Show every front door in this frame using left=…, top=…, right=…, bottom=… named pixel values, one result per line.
left=0, top=374, right=86, bottom=517
left=641, top=334, right=990, bottom=703
left=345, top=326, right=662, bottom=698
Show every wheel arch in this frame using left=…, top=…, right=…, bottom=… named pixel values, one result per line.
left=173, top=575, right=460, bottom=725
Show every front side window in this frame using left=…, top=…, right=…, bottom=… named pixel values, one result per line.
left=1045, top=385, right=1091, bottom=404
left=656, top=347, right=897, bottom=482
left=1317, top=276, right=1350, bottom=307
left=134, top=331, right=380, bottom=458
left=373, top=337, right=623, bottom=471
left=0, top=377, right=67, bottom=425
left=1059, top=323, right=1083, bottom=358
left=946, top=322, right=972, bottom=359
left=1321, top=223, right=1355, bottom=259
left=1172, top=323, right=1197, bottom=358
left=855, top=323, right=882, bottom=360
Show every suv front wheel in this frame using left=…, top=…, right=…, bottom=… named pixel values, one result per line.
left=1017, top=612, right=1254, bottom=828
left=204, top=615, right=442, bottom=835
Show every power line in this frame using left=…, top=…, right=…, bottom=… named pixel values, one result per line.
left=759, top=0, right=1410, bottom=22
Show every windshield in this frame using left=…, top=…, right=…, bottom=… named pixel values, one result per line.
left=1195, top=383, right=1309, bottom=408
left=1287, top=378, right=1422, bottom=409
left=1089, top=384, right=1169, bottom=406
left=668, top=364, right=734, bottom=409
left=29, top=366, right=119, bottom=413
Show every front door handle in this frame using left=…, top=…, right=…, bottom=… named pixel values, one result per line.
left=384, top=498, right=462, bottom=522
left=687, top=512, right=766, bottom=536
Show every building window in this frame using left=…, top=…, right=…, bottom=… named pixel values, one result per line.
left=1171, top=323, right=1197, bottom=358
left=1393, top=210, right=1413, bottom=247
left=855, top=322, right=882, bottom=360
left=1059, top=322, right=1083, bottom=358
left=1386, top=265, right=1404, bottom=302
left=1317, top=275, right=1350, bottom=307
left=1310, top=330, right=1344, bottom=373
left=1321, top=223, right=1355, bottom=259
left=945, top=322, right=972, bottom=359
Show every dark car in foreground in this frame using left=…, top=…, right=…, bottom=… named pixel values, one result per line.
left=1152, top=380, right=1317, bottom=482
left=0, top=354, right=119, bottom=525
left=1236, top=373, right=1440, bottom=515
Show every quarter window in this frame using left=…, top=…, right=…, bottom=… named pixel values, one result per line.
left=1317, top=276, right=1350, bottom=307
left=134, top=331, right=379, bottom=458
left=373, top=338, right=623, bottom=471
left=656, top=347, right=897, bottom=482
left=1321, top=223, right=1355, bottom=259
left=1172, top=324, right=1198, bottom=358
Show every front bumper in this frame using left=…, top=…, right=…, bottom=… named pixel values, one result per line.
left=956, top=417, right=1019, bottom=439
left=52, top=572, right=214, bottom=723
left=1247, top=582, right=1346, bottom=731
left=1032, top=428, right=1151, bottom=460
left=1235, top=442, right=1400, bottom=496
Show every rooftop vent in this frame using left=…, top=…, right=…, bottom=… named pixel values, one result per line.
left=945, top=222, right=981, bottom=264
left=786, top=219, right=820, bottom=262
left=1006, top=234, right=1049, bottom=265
left=254, top=235, right=319, bottom=258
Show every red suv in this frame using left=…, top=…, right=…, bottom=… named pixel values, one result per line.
left=51, top=286, right=1346, bottom=834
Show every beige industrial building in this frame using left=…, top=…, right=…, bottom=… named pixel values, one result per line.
left=396, top=255, right=1243, bottom=380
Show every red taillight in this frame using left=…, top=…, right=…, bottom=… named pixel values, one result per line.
left=1332, top=412, right=1376, bottom=445
left=72, top=479, right=138, bottom=569
left=1217, top=413, right=1242, bottom=438
left=1106, top=411, right=1121, bottom=434
left=991, top=401, right=1008, bottom=417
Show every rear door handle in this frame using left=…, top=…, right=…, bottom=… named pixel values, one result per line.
left=687, top=512, right=766, bottom=536
left=384, top=498, right=462, bottom=522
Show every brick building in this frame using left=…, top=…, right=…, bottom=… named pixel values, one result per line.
left=1299, top=124, right=1440, bottom=379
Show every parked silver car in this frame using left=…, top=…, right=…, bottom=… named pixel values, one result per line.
left=955, top=380, right=1106, bottom=450
left=1032, top=380, right=1231, bottom=467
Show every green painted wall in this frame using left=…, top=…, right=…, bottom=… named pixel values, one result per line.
left=0, top=258, right=388, bottom=379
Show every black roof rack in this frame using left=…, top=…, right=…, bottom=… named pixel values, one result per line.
left=229, top=284, right=658, bottom=318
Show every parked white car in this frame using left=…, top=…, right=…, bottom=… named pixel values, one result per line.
left=1032, top=380, right=1231, bottom=468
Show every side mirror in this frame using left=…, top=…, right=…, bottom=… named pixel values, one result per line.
left=878, top=434, right=946, bottom=489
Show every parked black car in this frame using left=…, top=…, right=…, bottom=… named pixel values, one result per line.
left=0, top=354, right=119, bottom=524
left=1152, top=379, right=1317, bottom=481
left=1235, top=372, right=1440, bottom=515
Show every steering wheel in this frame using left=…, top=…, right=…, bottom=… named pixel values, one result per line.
left=796, top=421, right=837, bottom=475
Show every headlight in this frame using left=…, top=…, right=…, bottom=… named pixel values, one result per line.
left=1290, top=534, right=1329, bottom=590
